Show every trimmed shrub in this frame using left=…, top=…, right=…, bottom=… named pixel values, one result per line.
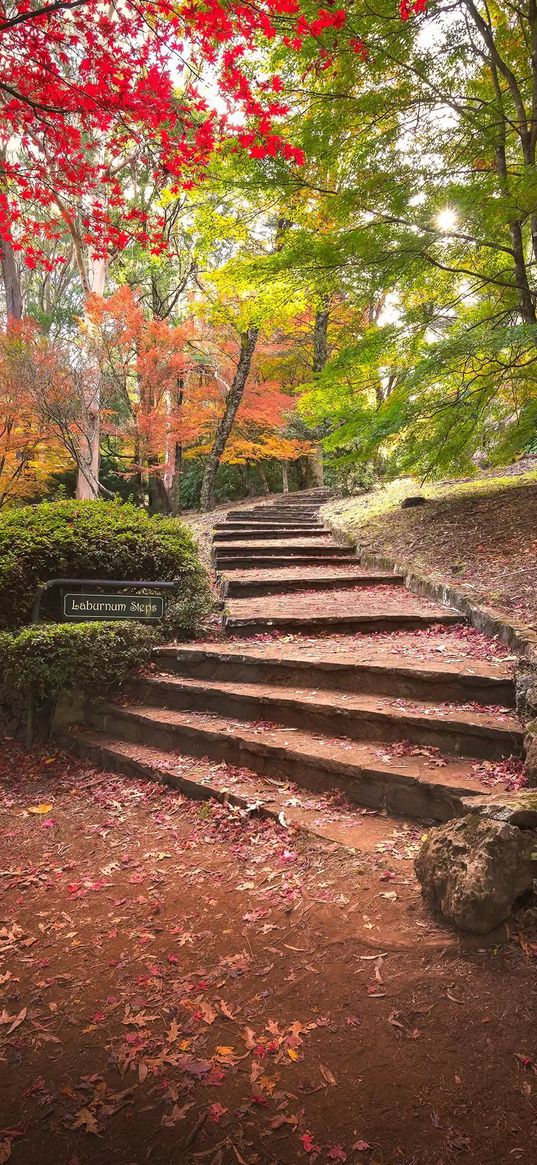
left=0, top=621, right=157, bottom=702
left=0, top=499, right=212, bottom=631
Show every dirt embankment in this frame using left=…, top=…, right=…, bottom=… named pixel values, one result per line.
left=323, top=471, right=537, bottom=632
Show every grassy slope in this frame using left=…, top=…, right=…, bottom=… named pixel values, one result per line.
left=322, top=463, right=537, bottom=630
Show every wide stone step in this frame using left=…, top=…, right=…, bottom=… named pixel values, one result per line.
left=60, top=732, right=417, bottom=851
left=153, top=642, right=515, bottom=706
left=224, top=607, right=464, bottom=636
left=219, top=519, right=323, bottom=528
left=224, top=507, right=323, bottom=517
left=221, top=571, right=402, bottom=597
left=83, top=702, right=504, bottom=823
left=215, top=524, right=323, bottom=533
left=215, top=554, right=359, bottom=570
left=214, top=541, right=353, bottom=558
left=213, top=527, right=329, bottom=541
left=132, top=675, right=522, bottom=760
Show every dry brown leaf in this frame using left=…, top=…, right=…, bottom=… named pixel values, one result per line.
left=199, top=1001, right=217, bottom=1025
left=71, top=1107, right=99, bottom=1135
left=320, top=1063, right=337, bottom=1087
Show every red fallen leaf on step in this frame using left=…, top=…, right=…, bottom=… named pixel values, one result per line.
left=90, top=1011, right=106, bottom=1024
left=208, top=1102, right=228, bottom=1123
left=300, top=1132, right=321, bottom=1154
left=352, top=1141, right=371, bottom=1152
left=327, top=1147, right=347, bottom=1161
left=242, top=909, right=269, bottom=922
left=515, top=1053, right=536, bottom=1072
left=174, top=1054, right=212, bottom=1078
left=346, top=1016, right=361, bottom=1027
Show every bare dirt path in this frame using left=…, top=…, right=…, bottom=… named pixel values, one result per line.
left=1, top=742, right=537, bottom=1165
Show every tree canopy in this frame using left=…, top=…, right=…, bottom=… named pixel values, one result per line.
left=1, top=0, right=536, bottom=507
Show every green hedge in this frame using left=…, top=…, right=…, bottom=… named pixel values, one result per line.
left=0, top=622, right=157, bottom=702
left=0, top=499, right=211, bottom=632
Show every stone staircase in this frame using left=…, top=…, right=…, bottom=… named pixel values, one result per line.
left=63, top=489, right=524, bottom=827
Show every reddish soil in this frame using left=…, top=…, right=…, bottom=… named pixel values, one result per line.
left=1, top=742, right=537, bottom=1165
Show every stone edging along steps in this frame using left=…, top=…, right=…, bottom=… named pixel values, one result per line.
left=58, top=488, right=527, bottom=839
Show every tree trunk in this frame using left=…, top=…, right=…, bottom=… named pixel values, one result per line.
left=282, top=460, right=289, bottom=492
left=312, top=300, right=330, bottom=373
left=200, top=325, right=259, bottom=511
left=169, top=440, right=182, bottom=515
left=0, top=237, right=23, bottom=321
left=163, top=378, right=184, bottom=515
left=307, top=301, right=330, bottom=486
left=258, top=463, right=270, bottom=495
left=76, top=255, right=107, bottom=500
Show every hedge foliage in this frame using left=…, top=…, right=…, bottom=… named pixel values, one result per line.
left=0, top=499, right=211, bottom=632
left=0, top=501, right=214, bottom=711
left=0, top=622, right=157, bottom=702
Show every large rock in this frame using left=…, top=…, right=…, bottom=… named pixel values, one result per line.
left=461, top=789, right=537, bottom=829
left=415, top=815, right=536, bottom=934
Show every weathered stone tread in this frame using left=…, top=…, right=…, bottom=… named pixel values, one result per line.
left=134, top=673, right=522, bottom=759
left=85, top=701, right=510, bottom=821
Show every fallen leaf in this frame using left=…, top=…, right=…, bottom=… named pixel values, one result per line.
left=327, top=1148, right=347, bottom=1162
left=320, top=1063, right=337, bottom=1086
left=199, top=1001, right=217, bottom=1025
left=71, top=1107, right=99, bottom=1135
left=300, top=1132, right=321, bottom=1154
left=27, top=804, right=53, bottom=815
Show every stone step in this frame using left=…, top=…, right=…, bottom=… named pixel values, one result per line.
left=214, top=541, right=353, bottom=558
left=153, top=642, right=515, bottom=706
left=223, top=608, right=464, bottom=636
left=132, top=675, right=522, bottom=760
left=83, top=702, right=503, bottom=823
left=213, top=527, right=329, bottom=541
left=59, top=732, right=418, bottom=852
left=221, top=571, right=402, bottom=597
left=225, top=508, right=324, bottom=519
left=215, top=554, right=358, bottom=570
left=218, top=521, right=324, bottom=531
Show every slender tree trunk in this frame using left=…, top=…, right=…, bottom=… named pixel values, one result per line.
left=0, top=237, right=22, bottom=321
left=307, top=301, right=331, bottom=486
left=312, top=300, right=330, bottom=374
left=163, top=378, right=184, bottom=515
left=169, top=440, right=182, bottom=515
left=258, top=463, right=270, bottom=495
left=76, top=255, right=107, bottom=499
left=282, top=460, right=289, bottom=492
left=200, top=325, right=259, bottom=511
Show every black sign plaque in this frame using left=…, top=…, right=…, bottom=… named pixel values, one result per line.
left=63, top=593, right=164, bottom=621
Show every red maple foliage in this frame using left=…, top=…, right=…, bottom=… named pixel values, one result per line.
left=0, top=0, right=357, bottom=269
